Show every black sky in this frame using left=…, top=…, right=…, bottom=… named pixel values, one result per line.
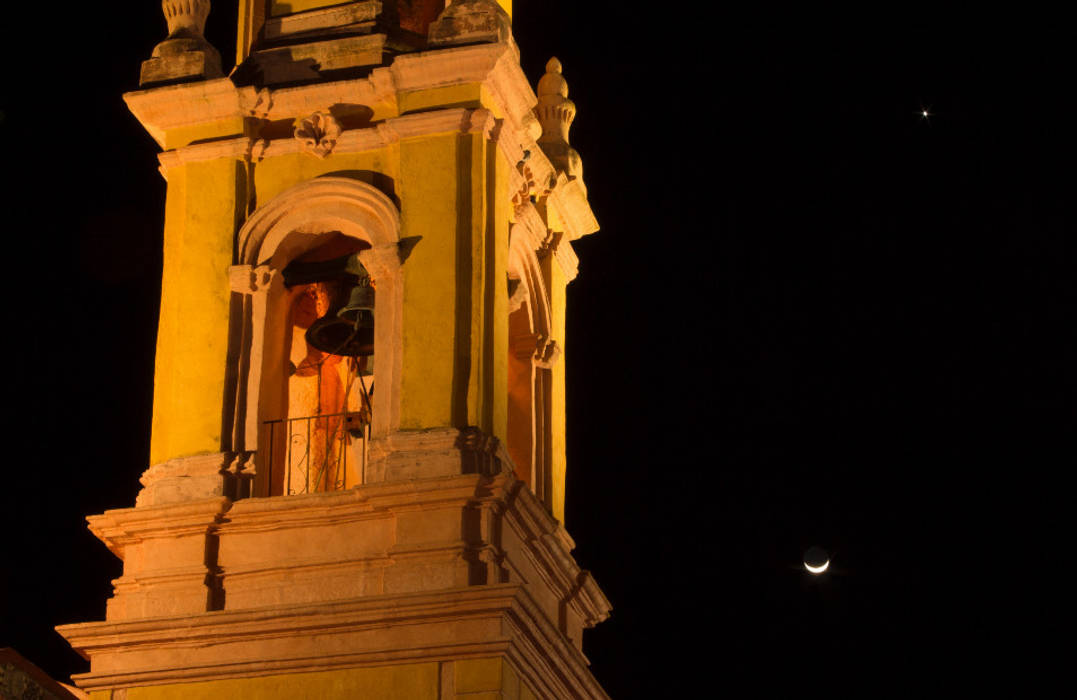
left=1, top=4, right=1073, bottom=696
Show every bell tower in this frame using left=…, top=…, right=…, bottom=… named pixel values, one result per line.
left=57, top=1, right=608, bottom=698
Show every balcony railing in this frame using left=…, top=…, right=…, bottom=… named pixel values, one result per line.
left=262, top=411, right=368, bottom=496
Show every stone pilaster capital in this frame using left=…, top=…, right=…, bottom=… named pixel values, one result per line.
left=229, top=264, right=276, bottom=294
left=510, top=334, right=562, bottom=368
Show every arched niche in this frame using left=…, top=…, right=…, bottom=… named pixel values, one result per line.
left=507, top=222, right=557, bottom=508
left=229, top=177, right=402, bottom=496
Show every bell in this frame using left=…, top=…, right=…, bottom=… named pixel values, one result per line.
left=285, top=252, right=375, bottom=357
left=306, top=279, right=374, bottom=357
left=337, top=283, right=374, bottom=323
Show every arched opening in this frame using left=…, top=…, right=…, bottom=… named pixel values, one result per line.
left=507, top=291, right=534, bottom=487
left=261, top=234, right=374, bottom=495
left=229, top=177, right=402, bottom=498
left=506, top=224, right=556, bottom=508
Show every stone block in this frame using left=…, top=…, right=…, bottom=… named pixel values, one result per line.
left=140, top=38, right=223, bottom=87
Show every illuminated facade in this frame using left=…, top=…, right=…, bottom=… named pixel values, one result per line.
left=56, top=1, right=608, bottom=697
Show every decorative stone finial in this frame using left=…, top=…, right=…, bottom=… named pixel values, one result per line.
left=140, top=0, right=223, bottom=87
left=535, top=57, right=582, bottom=182
left=428, top=0, right=514, bottom=49
left=162, top=0, right=211, bottom=39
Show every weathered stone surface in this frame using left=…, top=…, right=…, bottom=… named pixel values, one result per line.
left=59, top=472, right=610, bottom=698
left=0, top=648, right=84, bottom=700
left=428, top=0, right=512, bottom=47
left=236, top=33, right=386, bottom=86
left=262, top=0, right=381, bottom=42
left=140, top=0, right=224, bottom=86
left=136, top=453, right=231, bottom=507
left=140, top=41, right=223, bottom=86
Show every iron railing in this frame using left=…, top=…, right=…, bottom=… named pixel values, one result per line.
left=262, top=411, right=368, bottom=495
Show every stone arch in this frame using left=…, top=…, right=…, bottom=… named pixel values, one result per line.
left=229, top=177, right=403, bottom=495
left=507, top=222, right=557, bottom=507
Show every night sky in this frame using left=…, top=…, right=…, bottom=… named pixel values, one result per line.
left=2, top=4, right=1073, bottom=696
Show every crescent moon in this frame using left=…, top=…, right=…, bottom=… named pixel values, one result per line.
left=804, top=559, right=829, bottom=574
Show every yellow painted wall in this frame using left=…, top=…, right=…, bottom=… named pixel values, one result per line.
left=163, top=119, right=246, bottom=151
left=150, top=128, right=514, bottom=464
left=245, top=127, right=508, bottom=439
left=487, top=140, right=509, bottom=444
left=150, top=159, right=244, bottom=465
left=400, top=85, right=483, bottom=115
left=147, top=81, right=524, bottom=484
left=549, top=261, right=568, bottom=523
left=397, top=134, right=465, bottom=429
left=252, top=149, right=397, bottom=209
left=463, top=132, right=487, bottom=430
left=455, top=657, right=527, bottom=698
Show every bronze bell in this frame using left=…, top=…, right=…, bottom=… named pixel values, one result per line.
left=306, top=278, right=374, bottom=357
left=283, top=253, right=375, bottom=357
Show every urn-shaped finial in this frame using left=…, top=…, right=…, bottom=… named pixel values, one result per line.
left=535, top=57, right=582, bottom=182
left=162, top=0, right=212, bottom=39
left=537, top=57, right=576, bottom=147
left=141, top=0, right=222, bottom=86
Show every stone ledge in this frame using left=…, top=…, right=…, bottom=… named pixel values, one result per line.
left=136, top=453, right=231, bottom=507
left=58, top=584, right=608, bottom=699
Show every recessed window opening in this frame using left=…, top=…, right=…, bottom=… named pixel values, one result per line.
left=263, top=235, right=375, bottom=496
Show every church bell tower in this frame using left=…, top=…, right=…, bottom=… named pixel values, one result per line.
left=57, top=1, right=608, bottom=697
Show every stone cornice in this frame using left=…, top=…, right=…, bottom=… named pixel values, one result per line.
left=157, top=107, right=496, bottom=171
left=548, top=172, right=600, bottom=242
left=87, top=497, right=232, bottom=559
left=220, top=471, right=489, bottom=534
left=135, top=41, right=598, bottom=267
left=491, top=477, right=611, bottom=629
left=58, top=584, right=608, bottom=699
left=128, top=44, right=518, bottom=149
left=124, top=78, right=250, bottom=148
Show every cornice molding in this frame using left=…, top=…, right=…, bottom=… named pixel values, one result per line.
left=157, top=107, right=497, bottom=171
left=494, top=477, right=610, bottom=628
left=85, top=497, right=231, bottom=569
left=548, top=172, right=600, bottom=243
left=58, top=584, right=608, bottom=698
left=124, top=78, right=251, bottom=148
left=134, top=42, right=598, bottom=265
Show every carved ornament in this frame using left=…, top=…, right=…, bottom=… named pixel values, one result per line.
left=294, top=112, right=342, bottom=159
left=142, top=0, right=222, bottom=86
left=511, top=150, right=537, bottom=214
left=228, top=264, right=276, bottom=294
left=535, top=58, right=583, bottom=183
